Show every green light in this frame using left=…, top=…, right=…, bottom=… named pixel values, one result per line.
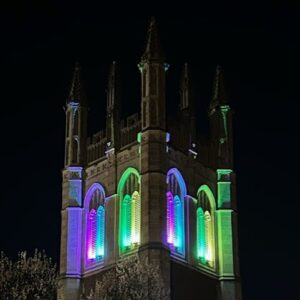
left=137, top=132, right=142, bottom=143
left=217, top=169, right=232, bottom=208
left=197, top=185, right=216, bottom=211
left=197, top=207, right=206, bottom=260
left=217, top=169, right=232, bottom=180
left=137, top=63, right=144, bottom=73
left=216, top=210, right=234, bottom=276
left=118, top=168, right=141, bottom=253
left=204, top=211, right=213, bottom=263
left=196, top=185, right=216, bottom=267
left=122, top=194, right=132, bottom=248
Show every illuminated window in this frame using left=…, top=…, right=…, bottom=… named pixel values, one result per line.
left=196, top=186, right=215, bottom=267
left=87, top=209, right=96, bottom=259
left=96, top=206, right=105, bottom=257
left=118, top=168, right=141, bottom=253
left=166, top=168, right=186, bottom=256
left=196, top=207, right=206, bottom=262
left=85, top=184, right=106, bottom=263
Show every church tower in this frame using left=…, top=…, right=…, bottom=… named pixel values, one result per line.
left=59, top=18, right=242, bottom=300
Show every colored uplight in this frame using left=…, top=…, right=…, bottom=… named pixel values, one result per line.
left=96, top=206, right=105, bottom=257
left=87, top=209, right=96, bottom=259
left=137, top=132, right=142, bottom=143
left=166, top=168, right=186, bottom=256
left=167, top=192, right=175, bottom=244
left=205, top=211, right=213, bottom=262
left=131, top=191, right=141, bottom=244
left=118, top=168, right=141, bottom=253
left=84, top=183, right=106, bottom=263
left=196, top=185, right=216, bottom=267
left=174, top=195, right=183, bottom=251
left=122, top=195, right=132, bottom=247
left=197, top=207, right=206, bottom=260
left=120, top=192, right=141, bottom=249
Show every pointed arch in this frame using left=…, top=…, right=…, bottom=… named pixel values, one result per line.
left=166, top=168, right=187, bottom=199
left=197, top=185, right=216, bottom=211
left=166, top=168, right=187, bottom=256
left=84, top=183, right=106, bottom=264
left=118, top=168, right=141, bottom=253
left=117, top=167, right=140, bottom=199
left=84, top=183, right=106, bottom=208
left=196, top=185, right=216, bottom=267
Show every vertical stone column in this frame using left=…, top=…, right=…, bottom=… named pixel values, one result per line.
left=139, top=129, right=170, bottom=299
left=59, top=167, right=84, bottom=300
left=216, top=169, right=242, bottom=300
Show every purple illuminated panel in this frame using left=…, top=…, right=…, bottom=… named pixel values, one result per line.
left=84, top=183, right=106, bottom=264
left=66, top=207, right=82, bottom=275
left=87, top=209, right=96, bottom=260
left=166, top=168, right=187, bottom=256
left=167, top=192, right=175, bottom=244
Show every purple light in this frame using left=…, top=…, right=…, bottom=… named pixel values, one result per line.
left=167, top=192, right=175, bottom=244
left=166, top=168, right=187, bottom=255
left=66, top=207, right=82, bottom=276
left=87, top=209, right=96, bottom=260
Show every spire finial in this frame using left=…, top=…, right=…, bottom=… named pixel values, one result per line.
left=179, top=62, right=191, bottom=110
left=107, top=60, right=120, bottom=110
left=67, top=62, right=86, bottom=105
left=142, top=16, right=164, bottom=61
left=209, top=65, right=228, bottom=111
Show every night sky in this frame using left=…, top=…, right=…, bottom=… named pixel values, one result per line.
left=0, top=3, right=299, bottom=300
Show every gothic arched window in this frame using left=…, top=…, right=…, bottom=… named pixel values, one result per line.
left=166, top=168, right=187, bottom=256
left=85, top=183, right=106, bottom=264
left=196, top=185, right=216, bottom=268
left=72, top=138, right=78, bottom=163
left=118, top=168, right=141, bottom=253
left=73, top=109, right=79, bottom=136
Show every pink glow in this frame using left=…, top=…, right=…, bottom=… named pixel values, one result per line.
left=167, top=192, right=175, bottom=244
left=87, top=209, right=96, bottom=259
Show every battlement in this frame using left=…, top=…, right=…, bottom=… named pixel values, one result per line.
left=120, top=113, right=141, bottom=148
left=86, top=113, right=141, bottom=165
left=87, top=130, right=107, bottom=164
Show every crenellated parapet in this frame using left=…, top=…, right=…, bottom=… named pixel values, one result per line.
left=120, top=113, right=141, bottom=148
left=59, top=17, right=241, bottom=300
left=87, top=130, right=107, bottom=164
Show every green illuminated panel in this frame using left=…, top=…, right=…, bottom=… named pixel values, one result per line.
left=216, top=210, right=234, bottom=276
left=217, top=169, right=232, bottom=208
left=118, top=168, right=141, bottom=253
left=196, top=185, right=216, bottom=267
left=197, top=207, right=206, bottom=261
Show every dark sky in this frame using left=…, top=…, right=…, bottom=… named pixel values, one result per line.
left=0, top=3, right=299, bottom=300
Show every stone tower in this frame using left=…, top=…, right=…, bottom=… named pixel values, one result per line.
left=59, top=17, right=242, bottom=300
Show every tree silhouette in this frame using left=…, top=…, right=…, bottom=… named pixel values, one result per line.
left=80, top=254, right=169, bottom=300
left=0, top=250, right=57, bottom=300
